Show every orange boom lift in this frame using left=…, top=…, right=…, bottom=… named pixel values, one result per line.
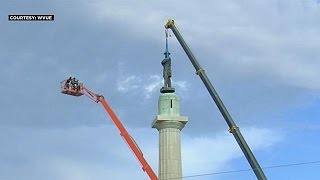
left=61, top=78, right=158, bottom=180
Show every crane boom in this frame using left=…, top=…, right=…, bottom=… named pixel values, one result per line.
left=61, top=79, right=158, bottom=180
left=165, top=19, right=267, bottom=180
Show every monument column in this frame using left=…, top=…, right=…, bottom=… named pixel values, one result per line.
left=152, top=93, right=188, bottom=180
left=152, top=32, right=188, bottom=180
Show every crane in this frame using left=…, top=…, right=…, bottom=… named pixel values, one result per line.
left=60, top=78, right=158, bottom=180
left=164, top=19, right=267, bottom=180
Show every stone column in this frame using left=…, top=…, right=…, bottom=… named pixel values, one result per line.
left=152, top=93, right=188, bottom=180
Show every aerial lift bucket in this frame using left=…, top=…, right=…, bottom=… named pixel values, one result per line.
left=60, top=79, right=84, bottom=96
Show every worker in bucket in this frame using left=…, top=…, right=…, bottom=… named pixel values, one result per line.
left=65, top=77, right=72, bottom=89
left=70, top=77, right=76, bottom=90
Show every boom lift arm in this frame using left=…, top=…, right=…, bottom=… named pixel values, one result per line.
left=165, top=19, right=267, bottom=180
left=61, top=79, right=158, bottom=180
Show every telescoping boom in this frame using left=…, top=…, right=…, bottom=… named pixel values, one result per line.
left=164, top=19, right=267, bottom=180
left=60, top=78, right=158, bottom=180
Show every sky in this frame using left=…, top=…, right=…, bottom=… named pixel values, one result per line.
left=1, top=0, right=320, bottom=179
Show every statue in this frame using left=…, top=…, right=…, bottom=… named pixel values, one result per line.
left=160, top=29, right=175, bottom=93
left=161, top=57, right=172, bottom=87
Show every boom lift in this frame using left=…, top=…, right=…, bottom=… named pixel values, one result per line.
left=164, top=19, right=267, bottom=180
left=60, top=78, right=158, bottom=180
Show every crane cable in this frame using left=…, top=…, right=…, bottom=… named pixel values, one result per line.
left=164, top=29, right=171, bottom=58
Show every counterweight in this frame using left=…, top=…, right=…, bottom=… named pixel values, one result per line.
left=164, top=19, right=267, bottom=180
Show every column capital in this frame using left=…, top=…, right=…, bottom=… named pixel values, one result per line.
left=152, top=115, right=188, bottom=131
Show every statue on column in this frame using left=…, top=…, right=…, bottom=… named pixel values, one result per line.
left=160, top=30, right=175, bottom=93
left=161, top=57, right=172, bottom=88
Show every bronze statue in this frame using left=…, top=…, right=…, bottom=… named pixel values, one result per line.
left=160, top=29, right=175, bottom=93
left=161, top=57, right=172, bottom=87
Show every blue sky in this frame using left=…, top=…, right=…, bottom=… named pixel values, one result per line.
left=1, top=0, right=320, bottom=179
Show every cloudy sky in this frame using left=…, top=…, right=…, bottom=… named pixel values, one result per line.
left=1, top=0, right=320, bottom=179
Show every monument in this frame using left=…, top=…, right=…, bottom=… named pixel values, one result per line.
left=152, top=31, right=188, bottom=180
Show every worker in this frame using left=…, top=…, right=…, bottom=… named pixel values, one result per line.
left=75, top=79, right=79, bottom=91
left=70, top=77, right=75, bottom=90
left=65, top=77, right=72, bottom=89
left=71, top=77, right=80, bottom=91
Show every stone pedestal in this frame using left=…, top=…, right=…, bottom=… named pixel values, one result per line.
left=152, top=93, right=188, bottom=180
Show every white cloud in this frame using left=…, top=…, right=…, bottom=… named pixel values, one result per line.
left=175, top=80, right=188, bottom=91
left=0, top=123, right=284, bottom=180
left=144, top=75, right=162, bottom=93
left=181, top=127, right=283, bottom=178
left=88, top=0, right=320, bottom=92
left=0, top=126, right=149, bottom=180
left=116, top=73, right=189, bottom=100
left=88, top=1, right=167, bottom=41
left=143, top=76, right=189, bottom=99
left=128, top=126, right=284, bottom=179
left=117, top=126, right=284, bottom=179
left=117, top=75, right=140, bottom=93
left=143, top=75, right=163, bottom=99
